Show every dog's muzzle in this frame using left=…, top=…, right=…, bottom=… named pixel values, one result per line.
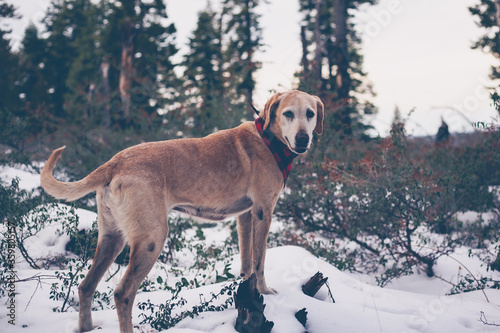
left=294, top=131, right=310, bottom=154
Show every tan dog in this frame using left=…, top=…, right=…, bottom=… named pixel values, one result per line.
left=40, top=90, right=324, bottom=333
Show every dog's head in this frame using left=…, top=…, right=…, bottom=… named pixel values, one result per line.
left=260, top=90, right=324, bottom=154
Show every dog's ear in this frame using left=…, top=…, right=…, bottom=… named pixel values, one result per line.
left=313, top=95, right=324, bottom=135
left=261, top=92, right=282, bottom=130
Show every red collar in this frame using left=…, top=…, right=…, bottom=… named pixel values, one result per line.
left=255, top=117, right=298, bottom=185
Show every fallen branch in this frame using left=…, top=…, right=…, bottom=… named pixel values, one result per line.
left=479, top=311, right=500, bottom=326
left=295, top=308, right=308, bottom=329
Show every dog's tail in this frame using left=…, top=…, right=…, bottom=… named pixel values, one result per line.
left=41, top=146, right=113, bottom=201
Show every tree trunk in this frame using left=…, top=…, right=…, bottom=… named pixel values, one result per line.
left=333, top=0, right=352, bottom=134
left=313, top=0, right=323, bottom=89
left=300, top=25, right=310, bottom=84
left=100, top=57, right=111, bottom=128
left=85, top=82, right=94, bottom=121
left=495, top=0, right=500, bottom=48
left=120, top=18, right=134, bottom=123
left=333, top=0, right=349, bottom=99
left=243, top=0, right=255, bottom=108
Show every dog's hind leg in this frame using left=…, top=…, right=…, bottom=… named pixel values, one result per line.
left=113, top=221, right=168, bottom=333
left=78, top=230, right=125, bottom=332
left=79, top=191, right=126, bottom=332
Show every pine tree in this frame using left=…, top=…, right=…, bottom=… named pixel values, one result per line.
left=391, top=105, right=402, bottom=128
left=33, top=0, right=180, bottom=130
left=182, top=0, right=263, bottom=136
left=222, top=0, right=263, bottom=118
left=64, top=0, right=105, bottom=124
left=470, top=0, right=500, bottom=109
left=18, top=23, right=51, bottom=135
left=19, top=24, right=48, bottom=107
left=0, top=1, right=31, bottom=153
left=42, top=0, right=80, bottom=119
left=99, top=0, right=180, bottom=129
left=297, top=0, right=377, bottom=139
left=183, top=5, right=225, bottom=135
left=470, top=1, right=500, bottom=73
left=0, top=0, right=20, bottom=113
left=470, top=0, right=500, bottom=115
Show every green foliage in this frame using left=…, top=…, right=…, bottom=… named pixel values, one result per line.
left=183, top=6, right=227, bottom=135
left=46, top=122, right=178, bottom=181
left=297, top=0, right=377, bottom=139
left=0, top=177, right=53, bottom=270
left=0, top=0, right=185, bottom=168
left=490, top=245, right=500, bottom=272
left=138, top=280, right=237, bottom=331
left=45, top=207, right=103, bottom=312
left=182, top=1, right=263, bottom=136
left=427, top=131, right=500, bottom=218
left=469, top=1, right=500, bottom=109
left=277, top=123, right=500, bottom=286
left=449, top=274, right=500, bottom=295
left=470, top=0, right=499, bottom=58
left=222, top=0, right=262, bottom=102
left=0, top=176, right=111, bottom=311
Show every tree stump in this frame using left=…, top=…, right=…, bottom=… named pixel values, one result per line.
left=295, top=307, right=308, bottom=328
left=302, top=272, right=329, bottom=298
left=234, top=274, right=274, bottom=333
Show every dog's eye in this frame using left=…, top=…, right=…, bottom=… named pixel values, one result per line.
left=306, top=109, right=315, bottom=119
left=283, top=111, right=294, bottom=119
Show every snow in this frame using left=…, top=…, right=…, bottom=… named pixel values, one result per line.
left=2, top=165, right=500, bottom=332
left=0, top=164, right=42, bottom=191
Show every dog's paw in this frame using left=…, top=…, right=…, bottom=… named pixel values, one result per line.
left=258, top=286, right=277, bottom=295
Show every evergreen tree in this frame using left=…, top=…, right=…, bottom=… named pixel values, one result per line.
left=182, top=0, right=263, bottom=135
left=470, top=0, right=500, bottom=63
left=222, top=0, right=263, bottom=120
left=183, top=5, right=225, bottom=135
left=41, top=0, right=81, bottom=119
left=297, top=0, right=377, bottom=139
left=17, top=24, right=52, bottom=136
left=0, top=1, right=33, bottom=155
left=64, top=0, right=105, bottom=124
left=470, top=0, right=500, bottom=114
left=33, top=0, right=180, bottom=130
left=391, top=105, right=402, bottom=128
left=0, top=0, right=20, bottom=113
left=98, top=0, right=180, bottom=129
left=19, top=24, right=48, bottom=109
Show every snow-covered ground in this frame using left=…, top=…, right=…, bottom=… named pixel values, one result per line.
left=1, top=165, right=500, bottom=333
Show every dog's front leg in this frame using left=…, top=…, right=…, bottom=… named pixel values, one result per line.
left=237, top=211, right=253, bottom=278
left=251, top=207, right=276, bottom=294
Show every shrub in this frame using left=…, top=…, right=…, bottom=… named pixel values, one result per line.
left=277, top=123, right=496, bottom=285
left=138, top=280, right=237, bottom=331
left=0, top=177, right=56, bottom=273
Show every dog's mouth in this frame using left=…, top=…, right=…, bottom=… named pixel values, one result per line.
left=285, top=137, right=308, bottom=155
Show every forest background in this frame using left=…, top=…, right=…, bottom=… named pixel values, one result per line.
left=1, top=0, right=500, bottom=309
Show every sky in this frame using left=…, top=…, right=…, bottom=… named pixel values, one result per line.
left=4, top=0, right=499, bottom=137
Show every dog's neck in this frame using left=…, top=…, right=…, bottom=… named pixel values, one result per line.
left=255, top=117, right=298, bottom=185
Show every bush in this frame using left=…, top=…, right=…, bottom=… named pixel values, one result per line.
left=277, top=123, right=500, bottom=286
left=0, top=177, right=54, bottom=272
left=138, top=280, right=237, bottom=331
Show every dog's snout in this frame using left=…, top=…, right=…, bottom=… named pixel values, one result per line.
left=295, top=132, right=309, bottom=152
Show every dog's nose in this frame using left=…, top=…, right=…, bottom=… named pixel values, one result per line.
left=295, top=132, right=309, bottom=152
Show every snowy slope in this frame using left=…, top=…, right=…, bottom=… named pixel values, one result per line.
left=2, top=165, right=500, bottom=333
